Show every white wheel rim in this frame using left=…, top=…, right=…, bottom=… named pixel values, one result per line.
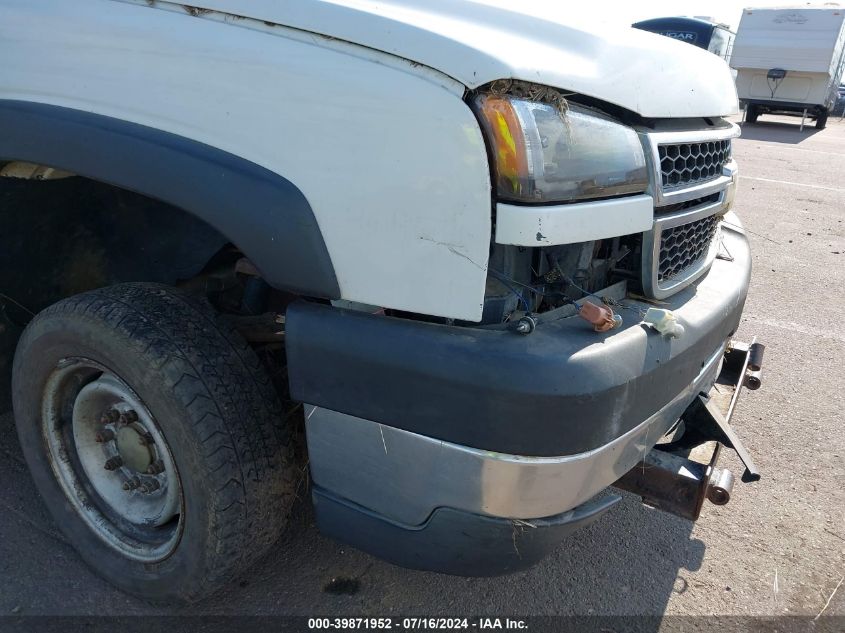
left=42, top=358, right=184, bottom=562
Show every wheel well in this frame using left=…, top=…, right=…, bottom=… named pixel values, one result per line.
left=0, top=173, right=232, bottom=380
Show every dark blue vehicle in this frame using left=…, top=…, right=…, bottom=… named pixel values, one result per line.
left=633, top=17, right=735, bottom=63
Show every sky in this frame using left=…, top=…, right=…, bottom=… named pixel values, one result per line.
left=502, top=1, right=842, bottom=31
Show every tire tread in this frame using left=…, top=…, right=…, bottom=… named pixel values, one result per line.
left=17, top=283, right=297, bottom=600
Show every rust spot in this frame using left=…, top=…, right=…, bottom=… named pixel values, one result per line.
left=183, top=5, right=212, bottom=17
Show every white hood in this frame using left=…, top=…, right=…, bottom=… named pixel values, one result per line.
left=183, top=0, right=739, bottom=118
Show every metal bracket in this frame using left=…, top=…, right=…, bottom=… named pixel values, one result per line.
left=612, top=338, right=763, bottom=520
left=699, top=395, right=760, bottom=482
left=612, top=442, right=734, bottom=521
left=662, top=339, right=763, bottom=482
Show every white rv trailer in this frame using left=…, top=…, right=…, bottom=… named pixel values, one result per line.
left=731, top=6, right=845, bottom=128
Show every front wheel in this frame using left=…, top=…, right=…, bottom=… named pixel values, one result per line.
left=12, top=283, right=297, bottom=602
left=816, top=111, right=828, bottom=130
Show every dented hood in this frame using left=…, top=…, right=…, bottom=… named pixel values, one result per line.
left=182, top=0, right=739, bottom=118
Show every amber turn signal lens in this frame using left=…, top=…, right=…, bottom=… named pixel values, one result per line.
left=474, top=95, right=530, bottom=198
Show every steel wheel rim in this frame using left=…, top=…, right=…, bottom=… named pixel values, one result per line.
left=42, top=358, right=183, bottom=562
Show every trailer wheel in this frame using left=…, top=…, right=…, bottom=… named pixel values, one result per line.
left=746, top=105, right=759, bottom=123
left=816, top=111, right=828, bottom=130
left=12, top=283, right=297, bottom=603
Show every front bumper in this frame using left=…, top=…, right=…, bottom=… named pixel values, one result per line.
left=303, top=339, right=724, bottom=526
left=312, top=488, right=621, bottom=576
left=287, top=217, right=753, bottom=575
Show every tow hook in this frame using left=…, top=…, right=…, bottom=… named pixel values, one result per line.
left=612, top=338, right=763, bottom=521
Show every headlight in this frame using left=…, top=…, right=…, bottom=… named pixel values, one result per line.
left=473, top=93, right=649, bottom=204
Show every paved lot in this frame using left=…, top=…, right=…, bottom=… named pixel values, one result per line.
left=0, top=114, right=843, bottom=620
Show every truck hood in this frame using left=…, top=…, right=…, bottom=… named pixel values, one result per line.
left=181, top=0, right=739, bottom=118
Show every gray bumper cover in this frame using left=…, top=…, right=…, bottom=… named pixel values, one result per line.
left=292, top=220, right=751, bottom=575
left=287, top=223, right=751, bottom=458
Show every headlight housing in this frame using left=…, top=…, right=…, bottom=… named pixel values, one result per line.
left=473, top=93, right=649, bottom=204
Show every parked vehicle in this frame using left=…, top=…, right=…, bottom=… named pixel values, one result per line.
left=836, top=83, right=845, bottom=115
left=633, top=16, right=736, bottom=63
left=731, top=6, right=845, bottom=129
left=0, top=0, right=762, bottom=602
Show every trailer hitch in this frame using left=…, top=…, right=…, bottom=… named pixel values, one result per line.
left=612, top=339, right=763, bottom=521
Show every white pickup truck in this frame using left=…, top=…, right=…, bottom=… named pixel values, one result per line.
left=0, top=0, right=763, bottom=603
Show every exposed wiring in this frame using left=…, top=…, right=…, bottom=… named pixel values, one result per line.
left=558, top=273, right=646, bottom=316
left=0, top=292, right=34, bottom=317
left=489, top=268, right=581, bottom=307
left=0, top=292, right=35, bottom=327
left=489, top=266, right=646, bottom=320
left=721, top=220, right=782, bottom=245
left=489, top=268, right=544, bottom=298
left=766, top=68, right=787, bottom=99
left=546, top=254, right=643, bottom=316
left=558, top=274, right=603, bottom=303
left=487, top=268, right=532, bottom=312
left=767, top=76, right=783, bottom=98
left=545, top=254, right=595, bottom=304
left=717, top=233, right=734, bottom=262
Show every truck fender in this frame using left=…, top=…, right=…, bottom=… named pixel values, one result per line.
left=0, top=99, right=340, bottom=299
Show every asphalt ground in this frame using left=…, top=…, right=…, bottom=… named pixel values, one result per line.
left=0, top=112, right=843, bottom=626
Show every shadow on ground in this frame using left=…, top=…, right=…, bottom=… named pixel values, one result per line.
left=739, top=120, right=823, bottom=143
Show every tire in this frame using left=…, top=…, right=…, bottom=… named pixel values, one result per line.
left=12, top=283, right=297, bottom=603
left=746, top=105, right=759, bottom=123
left=816, top=111, right=828, bottom=130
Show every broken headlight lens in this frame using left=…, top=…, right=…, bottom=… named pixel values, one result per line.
left=473, top=94, right=648, bottom=204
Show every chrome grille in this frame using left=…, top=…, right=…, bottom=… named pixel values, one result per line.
left=641, top=122, right=738, bottom=299
left=658, top=140, right=731, bottom=189
left=658, top=214, right=720, bottom=283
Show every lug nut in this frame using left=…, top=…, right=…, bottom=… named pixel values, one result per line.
left=123, top=476, right=140, bottom=491
left=146, top=460, right=165, bottom=475
left=140, top=480, right=161, bottom=494
left=119, top=410, right=139, bottom=425
left=101, top=408, right=120, bottom=424
left=104, top=456, right=123, bottom=471
left=95, top=429, right=115, bottom=443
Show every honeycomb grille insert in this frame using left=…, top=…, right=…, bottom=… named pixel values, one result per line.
left=658, top=140, right=731, bottom=189
left=658, top=214, right=720, bottom=283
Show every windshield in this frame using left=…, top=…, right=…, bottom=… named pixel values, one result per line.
left=707, top=26, right=735, bottom=62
